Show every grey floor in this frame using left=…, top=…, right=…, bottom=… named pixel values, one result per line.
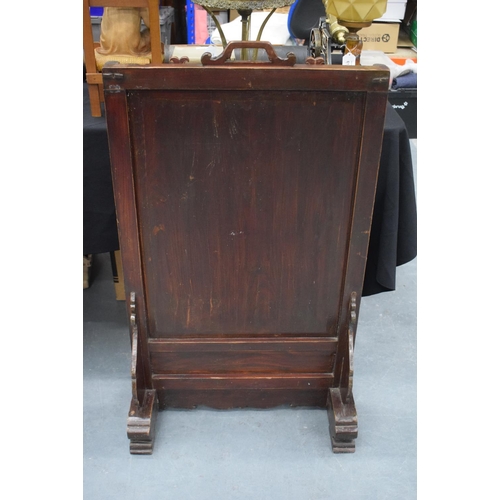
left=83, top=141, right=417, bottom=500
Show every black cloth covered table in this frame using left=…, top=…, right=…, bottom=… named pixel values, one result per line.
left=83, top=86, right=120, bottom=256
left=83, top=83, right=416, bottom=296
left=363, top=101, right=417, bottom=295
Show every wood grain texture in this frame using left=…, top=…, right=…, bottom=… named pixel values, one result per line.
left=156, top=389, right=329, bottom=409
left=103, top=59, right=389, bottom=453
left=154, top=374, right=333, bottom=409
left=102, top=64, right=390, bottom=93
left=129, top=89, right=363, bottom=336
left=149, top=337, right=336, bottom=374
left=105, top=89, right=153, bottom=407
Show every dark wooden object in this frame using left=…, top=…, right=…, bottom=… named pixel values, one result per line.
left=103, top=42, right=389, bottom=454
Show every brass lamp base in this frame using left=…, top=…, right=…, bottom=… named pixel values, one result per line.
left=322, top=0, right=388, bottom=65
left=343, top=30, right=363, bottom=65
left=339, top=20, right=371, bottom=30
left=191, top=0, right=296, bottom=59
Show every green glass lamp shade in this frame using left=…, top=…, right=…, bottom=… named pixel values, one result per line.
left=324, top=0, right=387, bottom=25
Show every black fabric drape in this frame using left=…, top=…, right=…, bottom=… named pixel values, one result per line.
left=83, top=86, right=119, bottom=255
left=362, top=104, right=417, bottom=296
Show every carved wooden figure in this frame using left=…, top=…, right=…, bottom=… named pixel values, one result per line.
left=102, top=42, right=389, bottom=454
left=83, top=0, right=163, bottom=117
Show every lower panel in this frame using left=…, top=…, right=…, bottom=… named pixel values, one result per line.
left=156, top=389, right=329, bottom=409
left=152, top=373, right=333, bottom=409
left=148, top=337, right=337, bottom=375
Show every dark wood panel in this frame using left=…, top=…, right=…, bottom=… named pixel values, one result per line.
left=157, top=389, right=329, bottom=409
left=149, top=336, right=336, bottom=374
left=105, top=89, right=152, bottom=404
left=148, top=337, right=337, bottom=351
left=152, top=373, right=333, bottom=390
left=103, top=64, right=390, bottom=93
left=130, top=90, right=364, bottom=336
left=150, top=350, right=335, bottom=374
left=333, top=92, right=388, bottom=396
left=153, top=374, right=332, bottom=407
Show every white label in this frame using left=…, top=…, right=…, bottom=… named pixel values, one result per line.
left=342, top=53, right=356, bottom=66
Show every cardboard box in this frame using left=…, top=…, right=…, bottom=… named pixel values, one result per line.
left=229, top=9, right=239, bottom=22
left=376, top=0, right=407, bottom=21
left=358, top=22, right=400, bottom=53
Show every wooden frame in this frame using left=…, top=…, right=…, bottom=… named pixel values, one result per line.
left=83, top=0, right=163, bottom=117
left=103, top=43, right=390, bottom=454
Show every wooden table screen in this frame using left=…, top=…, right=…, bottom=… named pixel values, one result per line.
left=103, top=47, right=389, bottom=454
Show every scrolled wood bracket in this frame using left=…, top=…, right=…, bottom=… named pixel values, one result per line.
left=169, top=56, right=190, bottom=64
left=127, top=291, right=158, bottom=454
left=130, top=292, right=139, bottom=406
left=305, top=57, right=325, bottom=65
left=346, top=292, right=357, bottom=404
left=327, top=291, right=358, bottom=453
left=201, top=41, right=296, bottom=67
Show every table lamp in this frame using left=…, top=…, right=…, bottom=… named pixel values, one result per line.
left=323, top=0, right=387, bottom=64
left=191, top=0, right=296, bottom=59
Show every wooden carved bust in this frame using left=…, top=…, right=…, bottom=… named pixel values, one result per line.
left=94, top=7, right=156, bottom=70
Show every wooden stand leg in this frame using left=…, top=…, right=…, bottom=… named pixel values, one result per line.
left=327, top=388, right=358, bottom=453
left=127, top=390, right=158, bottom=455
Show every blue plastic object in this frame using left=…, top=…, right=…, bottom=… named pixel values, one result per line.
left=287, top=0, right=299, bottom=38
left=90, top=7, right=104, bottom=17
left=287, top=0, right=324, bottom=41
left=186, top=0, right=196, bottom=44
